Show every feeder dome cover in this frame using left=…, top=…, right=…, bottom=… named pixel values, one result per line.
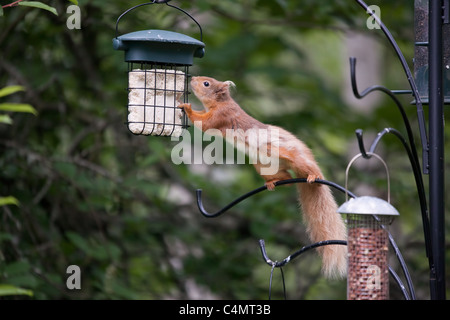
left=113, top=29, right=205, bottom=65
left=338, top=196, right=399, bottom=216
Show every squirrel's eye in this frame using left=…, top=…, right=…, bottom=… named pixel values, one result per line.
left=203, top=81, right=210, bottom=87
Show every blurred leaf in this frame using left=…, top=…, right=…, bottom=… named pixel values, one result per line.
left=4, top=274, right=38, bottom=288
left=0, top=196, right=19, bottom=206
left=0, top=284, right=33, bottom=297
left=0, top=114, right=13, bottom=124
left=0, top=85, right=25, bottom=98
left=4, top=261, right=31, bottom=276
left=0, top=103, right=37, bottom=115
left=2, top=261, right=38, bottom=289
left=0, top=232, right=14, bottom=243
left=66, top=232, right=121, bottom=261
left=18, top=1, right=58, bottom=16
left=66, top=232, right=91, bottom=254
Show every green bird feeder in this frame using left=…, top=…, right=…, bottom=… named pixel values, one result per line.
left=113, top=1, right=205, bottom=137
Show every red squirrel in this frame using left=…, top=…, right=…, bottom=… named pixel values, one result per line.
left=179, top=76, right=347, bottom=278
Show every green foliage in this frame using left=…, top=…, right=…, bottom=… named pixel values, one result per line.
left=17, top=1, right=58, bottom=16
left=0, top=85, right=37, bottom=124
left=0, top=196, right=19, bottom=206
left=0, top=284, right=33, bottom=297
left=0, top=0, right=448, bottom=300
left=0, top=85, right=25, bottom=98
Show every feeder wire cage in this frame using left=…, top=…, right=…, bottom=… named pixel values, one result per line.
left=346, top=211, right=392, bottom=300
left=127, top=62, right=189, bottom=137
left=113, top=1, right=205, bottom=137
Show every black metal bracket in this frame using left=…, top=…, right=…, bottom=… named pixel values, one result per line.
left=354, top=127, right=432, bottom=266
left=259, top=239, right=347, bottom=268
left=259, top=238, right=412, bottom=300
left=196, top=178, right=355, bottom=218
left=443, top=0, right=450, bottom=24
left=349, top=57, right=429, bottom=173
left=196, top=177, right=415, bottom=299
left=353, top=0, right=446, bottom=299
left=354, top=0, right=429, bottom=174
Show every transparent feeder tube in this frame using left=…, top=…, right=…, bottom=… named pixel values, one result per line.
left=346, top=214, right=391, bottom=300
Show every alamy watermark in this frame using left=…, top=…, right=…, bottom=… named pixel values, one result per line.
left=366, top=5, right=381, bottom=30
left=365, top=265, right=381, bottom=290
left=66, top=5, right=81, bottom=30
left=171, top=121, right=280, bottom=175
left=66, top=265, right=81, bottom=290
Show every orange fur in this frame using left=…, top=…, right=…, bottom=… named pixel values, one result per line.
left=180, top=76, right=347, bottom=278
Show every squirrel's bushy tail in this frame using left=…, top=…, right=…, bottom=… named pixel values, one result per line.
left=297, top=183, right=347, bottom=279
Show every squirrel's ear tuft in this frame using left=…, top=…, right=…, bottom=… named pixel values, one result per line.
left=224, top=80, right=236, bottom=92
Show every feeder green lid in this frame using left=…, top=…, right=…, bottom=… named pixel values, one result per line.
left=337, top=196, right=399, bottom=216
left=113, top=29, right=205, bottom=65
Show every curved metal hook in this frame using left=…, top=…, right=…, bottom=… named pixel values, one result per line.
left=259, top=239, right=347, bottom=268
left=350, top=57, right=403, bottom=106
left=196, top=178, right=357, bottom=218
left=196, top=170, right=416, bottom=298
left=350, top=57, right=431, bottom=258
left=350, top=56, right=426, bottom=173
left=350, top=57, right=418, bottom=149
left=355, top=127, right=431, bottom=262
left=115, top=1, right=203, bottom=42
left=354, top=1, right=422, bottom=102
left=353, top=0, right=428, bottom=173
left=259, top=238, right=411, bottom=299
left=196, top=185, right=266, bottom=218
left=355, top=127, right=395, bottom=159
left=349, top=61, right=431, bottom=291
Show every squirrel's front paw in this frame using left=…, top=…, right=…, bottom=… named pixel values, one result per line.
left=178, top=103, right=191, bottom=110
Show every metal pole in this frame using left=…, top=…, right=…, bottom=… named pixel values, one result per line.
left=428, top=0, right=446, bottom=300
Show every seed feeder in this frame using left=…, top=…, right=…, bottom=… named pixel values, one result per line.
left=338, top=153, right=399, bottom=300
left=113, top=1, right=205, bottom=137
